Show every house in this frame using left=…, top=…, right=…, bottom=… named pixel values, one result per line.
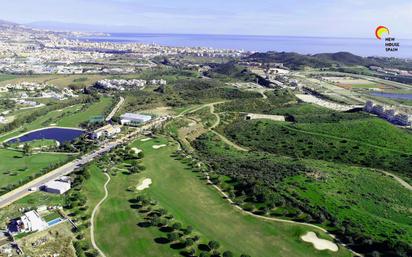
left=393, top=113, right=412, bottom=126
left=19, top=211, right=48, bottom=233
left=120, top=113, right=152, bottom=125
left=91, top=124, right=121, bottom=139
left=43, top=180, right=71, bottom=195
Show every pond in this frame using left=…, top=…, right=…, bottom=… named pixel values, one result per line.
left=7, top=127, right=85, bottom=144
left=370, top=92, right=412, bottom=100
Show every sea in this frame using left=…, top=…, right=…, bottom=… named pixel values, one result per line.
left=78, top=33, right=412, bottom=58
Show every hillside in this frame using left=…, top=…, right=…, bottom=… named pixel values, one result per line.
left=245, top=51, right=412, bottom=71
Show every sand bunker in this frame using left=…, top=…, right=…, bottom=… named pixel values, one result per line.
left=50, top=123, right=57, bottom=126
left=131, top=148, right=142, bottom=154
left=141, top=138, right=152, bottom=142
left=152, top=144, right=166, bottom=149
left=301, top=232, right=338, bottom=252
left=136, top=178, right=152, bottom=191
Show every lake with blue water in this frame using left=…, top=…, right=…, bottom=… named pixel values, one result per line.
left=370, top=92, right=412, bottom=100
left=8, top=128, right=85, bottom=144
left=79, top=33, right=412, bottom=58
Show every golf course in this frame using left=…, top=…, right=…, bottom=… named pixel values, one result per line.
left=91, top=136, right=352, bottom=257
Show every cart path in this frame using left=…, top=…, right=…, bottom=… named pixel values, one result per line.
left=90, top=173, right=111, bottom=257
left=205, top=174, right=362, bottom=257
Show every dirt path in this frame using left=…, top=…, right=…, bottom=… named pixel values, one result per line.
left=90, top=173, right=111, bottom=257
left=378, top=170, right=412, bottom=191
left=209, top=103, right=249, bottom=152
left=106, top=96, right=125, bottom=121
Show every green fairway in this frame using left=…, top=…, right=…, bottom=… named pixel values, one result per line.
left=0, top=148, right=70, bottom=193
left=91, top=160, right=180, bottom=257
left=56, top=97, right=113, bottom=127
left=92, top=137, right=351, bottom=257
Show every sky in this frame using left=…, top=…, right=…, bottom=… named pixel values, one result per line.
left=1, top=0, right=411, bottom=38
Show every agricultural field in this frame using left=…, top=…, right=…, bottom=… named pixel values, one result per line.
left=323, top=76, right=384, bottom=89
left=91, top=136, right=351, bottom=257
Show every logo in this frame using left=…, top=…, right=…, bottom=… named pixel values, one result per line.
left=375, top=26, right=390, bottom=40
left=375, top=26, right=400, bottom=52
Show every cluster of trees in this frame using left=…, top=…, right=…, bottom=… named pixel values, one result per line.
left=204, top=62, right=271, bottom=88
left=69, top=143, right=145, bottom=257
left=64, top=166, right=98, bottom=257
left=131, top=195, right=250, bottom=257
left=59, top=135, right=99, bottom=154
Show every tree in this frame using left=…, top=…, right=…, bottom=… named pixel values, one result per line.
left=22, top=143, right=32, bottom=156
left=222, top=251, right=234, bottom=257
left=185, top=238, right=194, bottom=247
left=184, top=225, right=194, bottom=235
left=208, top=240, right=220, bottom=251
left=167, top=232, right=179, bottom=242
left=172, top=222, right=182, bottom=231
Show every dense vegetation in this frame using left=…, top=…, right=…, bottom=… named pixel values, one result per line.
left=192, top=133, right=412, bottom=257
left=205, top=62, right=271, bottom=86
left=224, top=119, right=412, bottom=180
left=245, top=51, right=412, bottom=71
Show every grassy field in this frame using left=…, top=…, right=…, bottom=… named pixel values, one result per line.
left=0, top=74, right=17, bottom=83
left=294, top=118, right=412, bottom=152
left=0, top=148, right=70, bottom=193
left=90, top=157, right=180, bottom=257
left=0, top=74, right=109, bottom=89
left=92, top=136, right=351, bottom=257
left=56, top=97, right=113, bottom=127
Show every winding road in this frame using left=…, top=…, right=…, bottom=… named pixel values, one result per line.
left=90, top=173, right=111, bottom=257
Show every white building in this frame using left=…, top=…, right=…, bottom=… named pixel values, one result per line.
left=43, top=180, right=71, bottom=195
left=120, top=113, right=152, bottom=125
left=20, top=211, right=48, bottom=232
left=364, top=101, right=412, bottom=126
left=91, top=124, right=121, bottom=139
